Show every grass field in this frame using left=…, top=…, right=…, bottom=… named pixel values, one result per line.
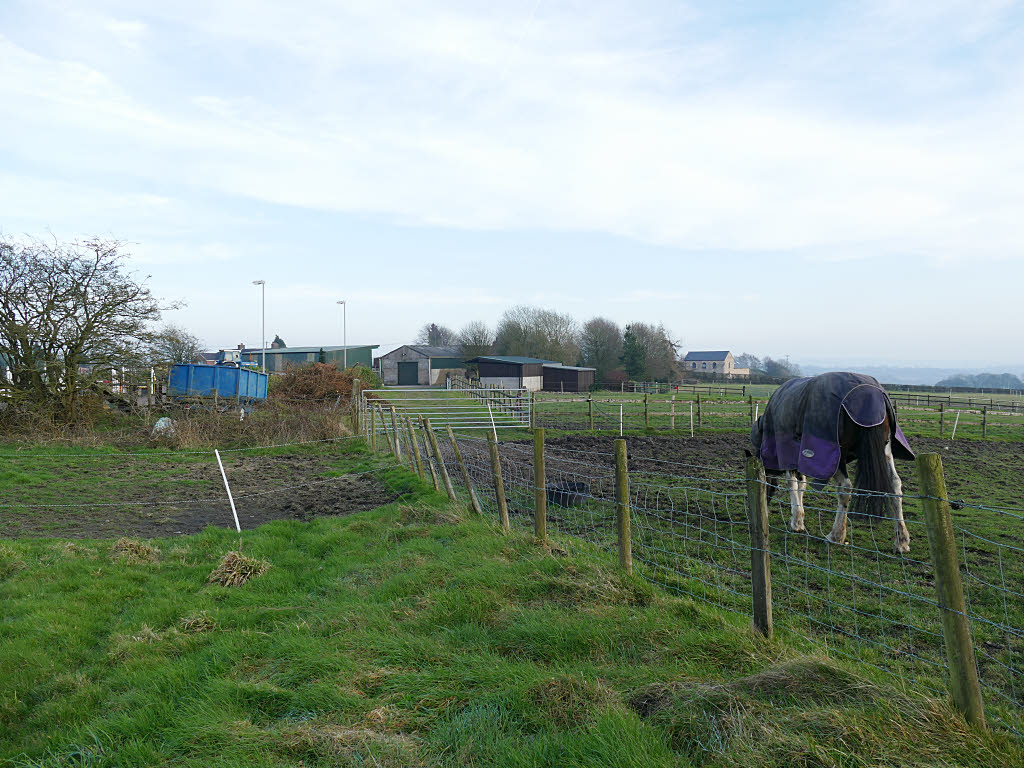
left=2, top=443, right=1022, bottom=767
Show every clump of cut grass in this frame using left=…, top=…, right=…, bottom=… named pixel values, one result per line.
left=111, top=538, right=161, bottom=564
left=179, top=611, right=216, bottom=634
left=527, top=674, right=615, bottom=731
left=0, top=542, right=26, bottom=579
left=277, top=723, right=423, bottom=766
left=207, top=551, right=270, bottom=587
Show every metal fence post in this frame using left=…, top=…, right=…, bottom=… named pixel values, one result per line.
left=614, top=439, right=632, bottom=574
left=533, top=428, right=547, bottom=543
left=917, top=453, right=986, bottom=728
left=446, top=425, right=483, bottom=515
left=487, top=431, right=510, bottom=532
left=422, top=418, right=456, bottom=501
left=745, top=456, right=773, bottom=639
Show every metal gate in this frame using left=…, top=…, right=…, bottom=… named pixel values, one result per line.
left=361, top=387, right=530, bottom=432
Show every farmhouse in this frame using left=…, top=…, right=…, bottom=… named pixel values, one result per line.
left=683, top=351, right=750, bottom=378
left=542, top=363, right=596, bottom=392
left=377, top=345, right=466, bottom=386
left=466, top=356, right=554, bottom=392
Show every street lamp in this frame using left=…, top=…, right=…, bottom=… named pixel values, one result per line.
left=252, top=280, right=266, bottom=373
left=336, top=301, right=347, bottom=369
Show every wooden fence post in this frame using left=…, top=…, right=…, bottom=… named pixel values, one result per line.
left=670, top=395, right=676, bottom=429
left=530, top=393, right=537, bottom=430
left=588, top=394, right=594, bottom=430
left=643, top=393, right=650, bottom=429
left=369, top=404, right=377, bottom=454
left=378, top=406, right=395, bottom=455
left=939, top=402, right=945, bottom=436
left=420, top=429, right=440, bottom=491
left=614, top=439, right=632, bottom=574
left=405, top=417, right=425, bottom=480
left=745, top=456, right=773, bottom=638
left=390, top=407, right=403, bottom=463
left=749, top=394, right=754, bottom=425
left=422, top=418, right=457, bottom=501
left=697, top=393, right=703, bottom=429
left=982, top=406, right=987, bottom=438
left=487, top=431, right=510, bottom=532
left=446, top=425, right=483, bottom=515
left=917, top=453, right=986, bottom=728
left=533, top=428, right=547, bottom=543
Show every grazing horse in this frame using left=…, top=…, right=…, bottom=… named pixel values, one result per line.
left=749, top=372, right=915, bottom=553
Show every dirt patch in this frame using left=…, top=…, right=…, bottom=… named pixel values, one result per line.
left=0, top=453, right=398, bottom=539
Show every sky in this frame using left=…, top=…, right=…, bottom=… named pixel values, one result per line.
left=1, top=0, right=1022, bottom=368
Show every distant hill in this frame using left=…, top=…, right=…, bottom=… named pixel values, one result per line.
left=799, top=364, right=1024, bottom=387
left=935, top=373, right=1024, bottom=390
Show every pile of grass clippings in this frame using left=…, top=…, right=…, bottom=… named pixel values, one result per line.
left=206, top=551, right=270, bottom=587
left=112, top=538, right=160, bottom=564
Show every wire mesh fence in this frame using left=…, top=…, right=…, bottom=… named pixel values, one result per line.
left=403, top=425, right=1024, bottom=735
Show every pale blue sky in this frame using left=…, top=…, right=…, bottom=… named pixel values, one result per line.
left=1, top=1, right=1022, bottom=366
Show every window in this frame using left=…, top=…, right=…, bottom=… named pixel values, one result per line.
left=692, top=362, right=697, bottom=369
left=712, top=362, right=717, bottom=369
left=702, top=362, right=707, bottom=369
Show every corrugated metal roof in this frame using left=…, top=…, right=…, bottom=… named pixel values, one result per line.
left=467, top=355, right=556, bottom=365
left=237, top=344, right=379, bottom=355
left=542, top=363, right=596, bottom=371
left=407, top=345, right=462, bottom=358
left=683, top=350, right=731, bottom=361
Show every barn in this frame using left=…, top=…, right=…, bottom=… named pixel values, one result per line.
left=239, top=344, right=378, bottom=373
left=542, top=363, right=596, bottom=392
left=466, top=356, right=554, bottom=392
left=377, top=345, right=466, bottom=386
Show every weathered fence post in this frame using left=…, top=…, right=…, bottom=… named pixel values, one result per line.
left=390, top=407, right=403, bottom=462
left=378, top=406, right=395, bottom=455
left=487, top=431, right=510, bottom=532
left=533, top=428, right=547, bottom=543
left=420, top=430, right=440, bottom=491
left=939, top=402, right=945, bottom=436
left=749, top=394, right=754, bottom=425
left=588, top=394, right=594, bottom=430
left=982, top=406, right=987, bottom=438
left=697, top=394, right=703, bottom=429
left=917, top=453, right=986, bottom=728
left=670, top=394, right=676, bottom=429
left=614, top=439, right=632, bottom=574
left=422, top=418, right=457, bottom=501
left=745, top=456, right=773, bottom=638
left=643, top=393, right=650, bottom=429
left=351, top=379, right=361, bottom=433
left=530, top=394, right=537, bottom=430
left=405, top=417, right=425, bottom=480
left=446, top=425, right=483, bottom=515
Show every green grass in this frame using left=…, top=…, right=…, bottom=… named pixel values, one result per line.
left=2, top=456, right=1022, bottom=766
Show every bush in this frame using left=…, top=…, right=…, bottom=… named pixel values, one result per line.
left=271, top=363, right=377, bottom=401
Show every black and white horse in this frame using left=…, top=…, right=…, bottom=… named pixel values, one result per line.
left=749, top=372, right=915, bottom=553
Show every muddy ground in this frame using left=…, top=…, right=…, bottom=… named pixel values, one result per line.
left=0, top=454, right=397, bottom=539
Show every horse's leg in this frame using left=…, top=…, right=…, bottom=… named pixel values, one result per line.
left=787, top=471, right=806, bottom=532
left=887, top=442, right=911, bottom=553
left=826, top=470, right=853, bottom=545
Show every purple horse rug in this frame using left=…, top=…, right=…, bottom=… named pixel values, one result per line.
left=751, top=372, right=914, bottom=481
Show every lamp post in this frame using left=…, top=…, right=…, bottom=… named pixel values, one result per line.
left=336, top=300, right=347, bottom=369
left=252, top=280, right=266, bottom=373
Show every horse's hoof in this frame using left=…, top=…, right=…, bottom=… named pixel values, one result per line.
left=893, top=541, right=911, bottom=555
left=789, top=523, right=806, bottom=533
left=826, top=533, right=846, bottom=546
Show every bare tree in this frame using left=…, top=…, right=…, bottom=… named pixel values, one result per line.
left=415, top=322, right=457, bottom=346
left=622, top=322, right=678, bottom=381
left=580, top=317, right=623, bottom=381
left=456, top=320, right=493, bottom=359
left=150, top=324, right=204, bottom=365
left=0, top=236, right=172, bottom=417
left=494, top=305, right=580, bottom=364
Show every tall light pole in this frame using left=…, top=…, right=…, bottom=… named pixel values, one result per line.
left=252, top=280, right=266, bottom=373
left=336, top=300, right=347, bottom=369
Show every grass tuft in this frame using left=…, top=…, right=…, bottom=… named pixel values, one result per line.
left=111, top=538, right=161, bottom=564
left=178, top=611, right=216, bottom=634
left=206, top=551, right=270, bottom=587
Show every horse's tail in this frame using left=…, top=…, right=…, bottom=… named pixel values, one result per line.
left=850, top=420, right=895, bottom=521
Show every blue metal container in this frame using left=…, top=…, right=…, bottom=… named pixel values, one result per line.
left=167, top=364, right=268, bottom=400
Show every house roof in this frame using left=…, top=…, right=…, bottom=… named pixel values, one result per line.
left=467, top=355, right=556, bottom=366
left=239, top=344, right=379, bottom=355
left=407, top=345, right=462, bottom=358
left=683, top=350, right=731, bottom=362
left=542, top=363, right=596, bottom=372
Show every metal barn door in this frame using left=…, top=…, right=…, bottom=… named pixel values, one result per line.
left=398, top=361, right=419, bottom=385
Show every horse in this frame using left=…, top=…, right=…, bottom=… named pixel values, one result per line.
left=748, top=372, right=915, bottom=553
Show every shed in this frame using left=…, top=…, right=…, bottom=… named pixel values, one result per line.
left=466, top=356, right=554, bottom=392
left=239, top=344, right=378, bottom=373
left=542, top=364, right=596, bottom=392
left=682, top=351, right=750, bottom=378
left=377, top=345, right=466, bottom=386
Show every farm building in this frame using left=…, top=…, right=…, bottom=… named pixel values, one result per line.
left=238, top=344, right=379, bottom=373
left=683, top=351, right=750, bottom=378
left=377, top=345, right=466, bottom=386
left=542, top=363, right=596, bottom=392
left=466, top=356, right=555, bottom=392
